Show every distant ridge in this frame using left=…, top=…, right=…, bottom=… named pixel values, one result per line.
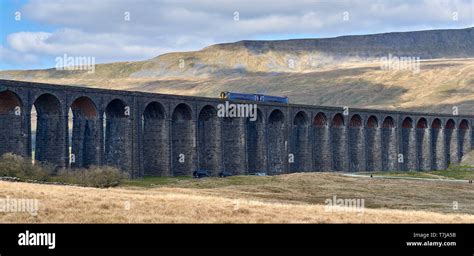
left=1, top=27, right=474, bottom=115
left=207, top=27, right=474, bottom=59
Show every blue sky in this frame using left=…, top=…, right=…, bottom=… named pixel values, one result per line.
left=1, top=0, right=473, bottom=71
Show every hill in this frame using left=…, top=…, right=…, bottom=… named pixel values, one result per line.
left=1, top=27, right=474, bottom=114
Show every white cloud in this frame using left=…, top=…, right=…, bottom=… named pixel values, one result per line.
left=6, top=29, right=180, bottom=64
left=0, top=45, right=39, bottom=65
left=1, top=0, right=473, bottom=69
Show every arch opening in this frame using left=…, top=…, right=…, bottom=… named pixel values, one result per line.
left=366, top=115, right=380, bottom=171
left=172, top=103, right=195, bottom=176
left=268, top=109, right=286, bottom=174
left=382, top=116, right=395, bottom=128
left=104, top=99, right=131, bottom=173
left=247, top=109, right=265, bottom=174
left=349, top=114, right=362, bottom=128
left=293, top=111, right=309, bottom=126
left=290, top=111, right=310, bottom=172
left=402, top=117, right=413, bottom=129
left=367, top=116, right=378, bottom=128
left=332, top=113, right=344, bottom=127
left=0, top=91, right=25, bottom=157
left=401, top=117, right=416, bottom=170
left=416, top=118, right=430, bottom=171
left=69, top=97, right=100, bottom=168
left=446, top=119, right=455, bottom=129
left=445, top=119, right=457, bottom=166
left=431, top=119, right=442, bottom=129
left=416, top=118, right=428, bottom=129
left=331, top=113, right=347, bottom=171
left=348, top=114, right=365, bottom=171
left=198, top=105, right=220, bottom=176
left=381, top=116, right=397, bottom=171
left=313, top=112, right=328, bottom=127
left=142, top=101, right=168, bottom=176
left=431, top=118, right=445, bottom=170
left=313, top=112, right=331, bottom=171
left=269, top=109, right=284, bottom=124
left=458, top=119, right=470, bottom=162
left=31, top=93, right=64, bottom=167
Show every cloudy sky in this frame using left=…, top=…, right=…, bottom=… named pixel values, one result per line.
left=0, top=0, right=473, bottom=70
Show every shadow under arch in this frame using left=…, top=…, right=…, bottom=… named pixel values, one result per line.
left=290, top=111, right=310, bottom=172
left=69, top=96, right=100, bottom=168
left=142, top=101, right=168, bottom=176
left=0, top=90, right=25, bottom=156
left=198, top=105, right=220, bottom=176
left=268, top=109, right=286, bottom=174
left=171, top=103, right=195, bottom=176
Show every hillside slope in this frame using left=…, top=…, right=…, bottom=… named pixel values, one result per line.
left=1, top=27, right=474, bottom=114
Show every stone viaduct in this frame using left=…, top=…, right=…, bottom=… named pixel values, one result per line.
left=0, top=79, right=472, bottom=178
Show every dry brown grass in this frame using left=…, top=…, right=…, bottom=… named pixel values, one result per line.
left=3, top=58, right=474, bottom=114
left=1, top=173, right=473, bottom=223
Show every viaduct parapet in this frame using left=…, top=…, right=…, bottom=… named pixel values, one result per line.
left=0, top=79, right=472, bottom=177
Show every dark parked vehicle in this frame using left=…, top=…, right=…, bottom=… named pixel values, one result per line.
left=193, top=169, right=209, bottom=179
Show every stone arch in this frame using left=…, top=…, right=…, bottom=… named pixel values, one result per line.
left=313, top=112, right=331, bottom=171
left=222, top=114, right=246, bottom=175
left=402, top=117, right=413, bottom=128
left=171, top=103, right=195, bottom=176
left=142, top=101, right=168, bottom=176
left=348, top=114, right=365, bottom=172
left=290, top=111, right=310, bottom=172
left=431, top=119, right=442, bottom=129
left=198, top=105, right=220, bottom=176
left=247, top=109, right=265, bottom=174
left=459, top=119, right=470, bottom=161
left=431, top=118, right=445, bottom=170
left=0, top=90, right=25, bottom=156
left=416, top=118, right=430, bottom=171
left=293, top=111, right=309, bottom=125
left=366, top=115, right=381, bottom=172
left=104, top=98, right=131, bottom=172
left=349, top=114, right=362, bottom=128
left=381, top=116, right=397, bottom=171
left=367, top=116, right=378, bottom=128
left=269, top=109, right=285, bottom=123
left=314, top=112, right=328, bottom=127
left=268, top=109, right=286, bottom=174
left=416, top=118, right=428, bottom=128
left=445, top=119, right=458, bottom=165
left=32, top=93, right=65, bottom=167
left=446, top=119, right=455, bottom=129
left=382, top=116, right=395, bottom=128
left=0, top=90, right=22, bottom=114
left=332, top=113, right=345, bottom=127
left=331, top=113, right=347, bottom=171
left=401, top=117, right=416, bottom=171
left=69, top=96, right=100, bottom=168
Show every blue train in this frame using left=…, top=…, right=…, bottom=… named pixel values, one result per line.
left=220, top=91, right=289, bottom=104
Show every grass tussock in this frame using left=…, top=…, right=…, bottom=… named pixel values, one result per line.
left=0, top=153, right=54, bottom=181
left=53, top=166, right=125, bottom=188
left=0, top=153, right=124, bottom=188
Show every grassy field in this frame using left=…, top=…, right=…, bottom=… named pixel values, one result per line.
left=1, top=172, right=473, bottom=223
left=359, top=166, right=474, bottom=180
